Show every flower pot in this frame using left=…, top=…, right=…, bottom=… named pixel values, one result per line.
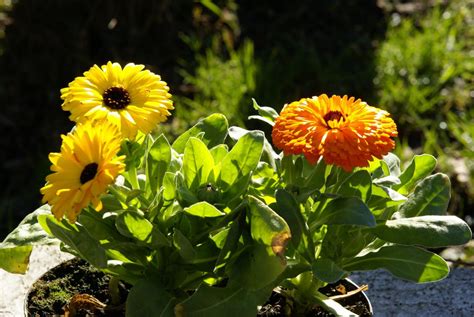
left=25, top=257, right=372, bottom=316
left=258, top=279, right=373, bottom=316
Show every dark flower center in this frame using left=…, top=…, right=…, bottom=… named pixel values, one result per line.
left=103, top=86, right=131, bottom=110
left=324, top=111, right=345, bottom=125
left=80, top=163, right=98, bottom=184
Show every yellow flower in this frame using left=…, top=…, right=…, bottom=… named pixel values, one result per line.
left=272, top=94, right=398, bottom=171
left=40, top=121, right=125, bottom=222
left=61, top=62, right=173, bottom=139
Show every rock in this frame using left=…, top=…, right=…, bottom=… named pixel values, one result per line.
left=351, top=268, right=474, bottom=316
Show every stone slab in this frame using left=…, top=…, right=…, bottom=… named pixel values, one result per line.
left=351, top=268, right=474, bottom=316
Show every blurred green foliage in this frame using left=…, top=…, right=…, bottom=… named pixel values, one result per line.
left=375, top=0, right=473, bottom=217
left=175, top=39, right=256, bottom=131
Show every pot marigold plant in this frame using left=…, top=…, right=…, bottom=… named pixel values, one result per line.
left=0, top=62, right=471, bottom=316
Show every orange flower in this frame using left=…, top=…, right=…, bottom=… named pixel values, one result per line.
left=272, top=94, right=398, bottom=171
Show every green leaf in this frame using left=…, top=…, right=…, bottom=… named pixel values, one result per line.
left=394, top=154, right=437, bottom=195
left=173, top=228, right=197, bottom=262
left=120, top=139, right=146, bottom=169
left=371, top=216, right=472, bottom=248
left=146, top=134, right=171, bottom=195
left=218, top=130, right=264, bottom=194
left=116, top=211, right=169, bottom=247
left=382, top=153, right=401, bottom=177
left=79, top=209, right=124, bottom=241
left=314, top=197, right=376, bottom=227
left=214, top=220, right=242, bottom=271
left=183, top=137, right=214, bottom=191
left=163, top=172, right=177, bottom=201
left=248, top=98, right=279, bottom=126
left=175, top=284, right=271, bottom=317
left=38, top=215, right=107, bottom=268
left=368, top=184, right=407, bottom=214
left=172, top=113, right=228, bottom=153
left=184, top=202, right=225, bottom=218
left=275, top=189, right=306, bottom=248
left=126, top=278, right=176, bottom=317
left=176, top=172, right=199, bottom=206
left=312, top=258, right=346, bottom=283
left=0, top=246, right=33, bottom=274
left=228, top=126, right=279, bottom=171
left=343, top=245, right=449, bottom=283
left=299, top=159, right=331, bottom=201
left=336, top=170, right=372, bottom=202
left=398, top=173, right=451, bottom=217
left=248, top=195, right=291, bottom=258
left=209, top=144, right=229, bottom=164
left=229, top=244, right=286, bottom=290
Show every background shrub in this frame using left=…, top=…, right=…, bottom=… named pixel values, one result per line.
left=0, top=0, right=472, bottom=239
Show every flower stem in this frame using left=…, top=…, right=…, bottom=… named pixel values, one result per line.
left=108, top=276, right=121, bottom=305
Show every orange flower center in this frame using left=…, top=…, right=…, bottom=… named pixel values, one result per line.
left=103, top=86, right=130, bottom=110
left=323, top=110, right=345, bottom=126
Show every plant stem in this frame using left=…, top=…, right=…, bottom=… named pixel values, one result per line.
left=108, top=276, right=121, bottom=305
left=312, top=290, right=359, bottom=316
left=127, top=165, right=140, bottom=190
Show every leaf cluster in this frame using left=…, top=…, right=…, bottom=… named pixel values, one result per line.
left=1, top=103, right=472, bottom=316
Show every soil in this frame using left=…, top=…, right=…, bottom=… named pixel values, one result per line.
left=26, top=258, right=128, bottom=317
left=26, top=258, right=372, bottom=317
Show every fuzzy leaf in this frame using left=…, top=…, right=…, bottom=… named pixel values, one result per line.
left=116, top=211, right=169, bottom=247
left=175, top=284, right=271, bottom=317
left=312, top=258, right=346, bottom=283
left=248, top=98, right=279, bottom=126
left=172, top=114, right=228, bottom=153
left=337, top=170, right=372, bottom=202
left=0, top=246, right=33, bottom=274
left=173, top=228, right=197, bottom=262
left=184, top=202, right=225, bottom=218
left=398, top=173, right=451, bottom=217
left=248, top=195, right=291, bottom=258
left=229, top=244, right=286, bottom=290
left=126, top=278, right=176, bottom=317
left=218, top=131, right=264, bottom=201
left=219, top=131, right=264, bottom=188
left=38, top=215, right=107, bottom=268
left=344, top=245, right=449, bottom=282
left=146, top=134, right=171, bottom=194
left=275, top=189, right=306, bottom=249
left=183, top=137, right=214, bottom=191
left=371, top=216, right=472, bottom=248
left=394, top=154, right=437, bottom=195
left=315, top=197, right=376, bottom=227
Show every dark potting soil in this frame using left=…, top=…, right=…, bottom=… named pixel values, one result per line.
left=257, top=280, right=372, bottom=317
left=26, top=258, right=128, bottom=317
left=27, top=258, right=371, bottom=316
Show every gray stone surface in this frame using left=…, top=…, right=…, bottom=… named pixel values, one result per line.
left=351, top=268, right=474, bottom=316
left=1, top=245, right=474, bottom=316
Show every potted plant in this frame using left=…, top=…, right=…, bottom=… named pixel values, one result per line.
left=0, top=62, right=471, bottom=316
